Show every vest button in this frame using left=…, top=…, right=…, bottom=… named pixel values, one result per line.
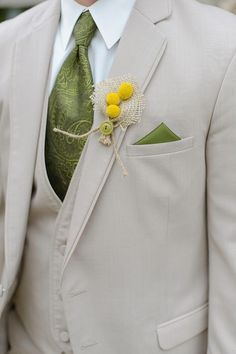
left=60, top=331, right=70, bottom=343
left=0, top=285, right=6, bottom=297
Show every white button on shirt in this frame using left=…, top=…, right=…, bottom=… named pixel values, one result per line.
left=49, top=0, right=136, bottom=93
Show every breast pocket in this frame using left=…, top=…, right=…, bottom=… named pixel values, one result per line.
left=123, top=135, right=197, bottom=204
left=126, top=136, right=194, bottom=157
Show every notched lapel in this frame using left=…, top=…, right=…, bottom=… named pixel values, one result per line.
left=62, top=4, right=170, bottom=275
left=5, top=4, right=60, bottom=286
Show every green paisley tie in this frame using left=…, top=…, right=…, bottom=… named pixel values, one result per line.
left=45, top=11, right=97, bottom=201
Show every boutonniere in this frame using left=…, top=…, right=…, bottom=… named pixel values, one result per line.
left=54, top=75, right=145, bottom=175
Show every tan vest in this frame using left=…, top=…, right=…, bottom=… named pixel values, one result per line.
left=7, top=91, right=85, bottom=354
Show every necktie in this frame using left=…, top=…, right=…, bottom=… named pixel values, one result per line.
left=45, top=11, right=97, bottom=201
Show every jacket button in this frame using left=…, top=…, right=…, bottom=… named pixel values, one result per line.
left=60, top=331, right=70, bottom=343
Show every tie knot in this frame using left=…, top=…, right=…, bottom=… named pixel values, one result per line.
left=73, top=11, right=97, bottom=48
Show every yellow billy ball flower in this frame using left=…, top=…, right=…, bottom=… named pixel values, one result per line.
left=106, top=104, right=121, bottom=119
left=118, top=82, right=134, bottom=100
left=106, top=92, right=121, bottom=106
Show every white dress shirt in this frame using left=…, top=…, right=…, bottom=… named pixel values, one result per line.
left=49, top=0, right=136, bottom=93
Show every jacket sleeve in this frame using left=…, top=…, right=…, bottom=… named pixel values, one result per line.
left=0, top=215, right=7, bottom=353
left=0, top=91, right=7, bottom=354
left=0, top=174, right=7, bottom=353
left=207, top=50, right=236, bottom=354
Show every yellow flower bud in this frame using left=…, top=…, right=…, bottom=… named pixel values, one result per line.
left=118, top=82, right=134, bottom=101
left=106, top=92, right=121, bottom=106
left=106, top=104, right=121, bottom=119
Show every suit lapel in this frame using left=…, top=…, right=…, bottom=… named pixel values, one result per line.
left=5, top=0, right=60, bottom=286
left=62, top=0, right=172, bottom=274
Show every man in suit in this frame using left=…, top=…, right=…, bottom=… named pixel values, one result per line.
left=1, top=0, right=236, bottom=353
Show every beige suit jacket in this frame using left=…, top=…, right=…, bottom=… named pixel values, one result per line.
left=1, top=0, right=236, bottom=353
left=0, top=0, right=42, bottom=7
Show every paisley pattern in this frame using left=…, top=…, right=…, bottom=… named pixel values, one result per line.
left=45, top=12, right=97, bottom=201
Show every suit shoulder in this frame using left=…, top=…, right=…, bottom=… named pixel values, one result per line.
left=0, top=0, right=50, bottom=45
left=178, top=0, right=236, bottom=22
left=173, top=0, right=236, bottom=51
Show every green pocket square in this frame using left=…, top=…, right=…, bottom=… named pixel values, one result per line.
left=134, top=122, right=181, bottom=145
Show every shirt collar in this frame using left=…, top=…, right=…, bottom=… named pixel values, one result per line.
left=60, top=0, right=136, bottom=50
